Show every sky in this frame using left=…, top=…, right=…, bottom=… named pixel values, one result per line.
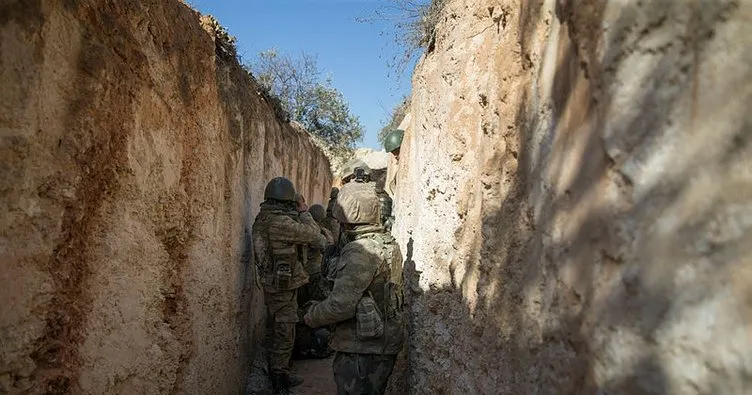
left=186, top=0, right=415, bottom=150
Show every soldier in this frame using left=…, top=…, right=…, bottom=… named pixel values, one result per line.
left=307, top=203, right=335, bottom=276
left=384, top=129, right=403, bottom=160
left=294, top=203, right=335, bottom=359
left=339, top=159, right=372, bottom=184
left=383, top=129, right=404, bottom=199
left=340, top=160, right=393, bottom=228
left=327, top=187, right=340, bottom=211
left=252, top=177, right=327, bottom=394
left=324, top=187, right=341, bottom=245
left=303, top=181, right=404, bottom=395
left=340, top=159, right=389, bottom=198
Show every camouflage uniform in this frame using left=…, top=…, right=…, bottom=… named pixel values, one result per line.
left=306, top=182, right=404, bottom=395
left=332, top=352, right=397, bottom=395
left=252, top=199, right=326, bottom=379
left=383, top=129, right=404, bottom=200
left=301, top=204, right=335, bottom=302
left=303, top=223, right=334, bottom=300
left=339, top=159, right=371, bottom=184
left=384, top=155, right=399, bottom=200
left=324, top=188, right=341, bottom=246
left=324, top=205, right=341, bottom=245
left=295, top=218, right=335, bottom=358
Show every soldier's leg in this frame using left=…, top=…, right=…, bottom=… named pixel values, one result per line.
left=309, top=327, right=332, bottom=358
left=294, top=322, right=312, bottom=357
left=265, top=290, right=299, bottom=374
left=367, top=353, right=397, bottom=394
left=264, top=300, right=275, bottom=360
left=333, top=352, right=361, bottom=395
left=333, top=352, right=397, bottom=395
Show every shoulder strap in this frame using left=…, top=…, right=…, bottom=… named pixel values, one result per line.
left=358, top=233, right=393, bottom=272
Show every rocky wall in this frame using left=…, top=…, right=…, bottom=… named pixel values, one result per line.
left=392, top=0, right=752, bottom=393
left=0, top=1, right=331, bottom=394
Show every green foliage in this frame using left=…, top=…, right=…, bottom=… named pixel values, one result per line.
left=249, top=49, right=364, bottom=156
left=303, top=85, right=364, bottom=157
left=199, top=15, right=238, bottom=61
left=378, top=96, right=410, bottom=145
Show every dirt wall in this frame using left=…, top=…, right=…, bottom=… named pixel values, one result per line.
left=0, top=1, right=331, bottom=394
left=393, top=0, right=752, bottom=393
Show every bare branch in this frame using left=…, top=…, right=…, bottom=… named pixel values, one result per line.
left=357, top=0, right=447, bottom=77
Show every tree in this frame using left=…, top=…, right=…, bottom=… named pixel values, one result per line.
left=249, top=49, right=364, bottom=156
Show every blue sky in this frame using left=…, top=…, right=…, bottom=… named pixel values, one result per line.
left=187, top=0, right=415, bottom=150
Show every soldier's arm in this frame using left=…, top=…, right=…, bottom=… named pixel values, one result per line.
left=251, top=219, right=273, bottom=269
left=269, top=212, right=326, bottom=248
left=306, top=240, right=379, bottom=327
left=251, top=227, right=266, bottom=269
left=320, top=226, right=334, bottom=246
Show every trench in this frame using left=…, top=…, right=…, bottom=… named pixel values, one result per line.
left=2, top=0, right=751, bottom=395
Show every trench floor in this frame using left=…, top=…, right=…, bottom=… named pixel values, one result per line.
left=290, top=356, right=336, bottom=394
left=245, top=348, right=335, bottom=394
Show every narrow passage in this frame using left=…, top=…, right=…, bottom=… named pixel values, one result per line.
left=290, top=356, right=337, bottom=395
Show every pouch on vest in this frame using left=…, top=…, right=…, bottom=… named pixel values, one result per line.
left=271, top=245, right=297, bottom=289
left=275, top=263, right=292, bottom=289
left=384, top=281, right=403, bottom=319
left=356, top=292, right=384, bottom=340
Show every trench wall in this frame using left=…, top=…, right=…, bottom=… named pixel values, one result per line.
left=392, top=0, right=752, bottom=393
left=0, top=1, right=332, bottom=393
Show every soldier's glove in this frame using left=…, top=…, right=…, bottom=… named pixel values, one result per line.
left=313, top=235, right=327, bottom=250
left=304, top=313, right=315, bottom=328
left=302, top=300, right=320, bottom=328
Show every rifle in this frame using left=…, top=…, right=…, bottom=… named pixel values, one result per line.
left=379, top=194, right=394, bottom=232
left=320, top=243, right=339, bottom=288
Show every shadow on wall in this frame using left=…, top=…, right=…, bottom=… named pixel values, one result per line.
left=402, top=0, right=751, bottom=393
left=212, top=33, right=260, bottom=374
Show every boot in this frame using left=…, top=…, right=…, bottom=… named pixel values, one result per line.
left=271, top=372, right=288, bottom=395
left=271, top=372, right=304, bottom=394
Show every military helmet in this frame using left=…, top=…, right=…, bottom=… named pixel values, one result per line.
left=383, top=129, right=404, bottom=153
left=340, top=159, right=372, bottom=181
left=333, top=182, right=380, bottom=225
left=330, top=187, right=339, bottom=199
left=264, top=177, right=296, bottom=202
left=309, top=204, right=326, bottom=222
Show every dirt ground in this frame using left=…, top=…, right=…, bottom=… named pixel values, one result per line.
left=245, top=349, right=335, bottom=395
left=290, top=356, right=337, bottom=395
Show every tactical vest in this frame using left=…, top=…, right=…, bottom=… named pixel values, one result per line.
left=261, top=212, right=308, bottom=291
left=263, top=243, right=304, bottom=290
left=354, top=232, right=404, bottom=322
